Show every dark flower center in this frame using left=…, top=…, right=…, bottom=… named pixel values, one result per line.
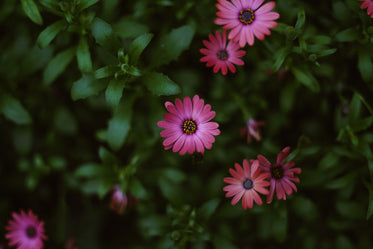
left=182, top=120, right=197, bottom=135
left=243, top=179, right=253, bottom=189
left=217, top=49, right=228, bottom=60
left=239, top=9, right=255, bottom=25
left=25, top=225, right=37, bottom=238
left=271, top=165, right=284, bottom=179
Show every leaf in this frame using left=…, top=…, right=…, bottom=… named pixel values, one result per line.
left=0, top=95, right=32, bottom=125
left=349, top=92, right=362, bottom=121
left=105, top=79, right=126, bottom=107
left=291, top=67, right=320, bottom=92
left=129, top=178, right=147, bottom=199
left=364, top=180, right=373, bottom=219
left=272, top=48, right=288, bottom=72
left=350, top=117, right=373, bottom=132
left=335, top=28, right=359, bottom=42
left=76, top=36, right=93, bottom=73
left=317, top=48, right=337, bottom=57
left=106, top=99, right=133, bottom=150
left=71, top=74, right=106, bottom=100
left=21, top=0, right=43, bottom=25
left=199, top=199, right=220, bottom=221
left=77, top=0, right=99, bottom=12
left=358, top=51, right=373, bottom=82
left=295, top=8, right=305, bottom=31
left=94, top=65, right=118, bottom=79
left=75, top=163, right=106, bottom=177
left=98, top=146, right=117, bottom=165
left=318, top=152, right=339, bottom=171
left=129, top=33, right=153, bottom=65
left=91, top=17, right=120, bottom=51
left=36, top=20, right=66, bottom=48
left=142, top=72, right=180, bottom=96
left=150, top=25, right=194, bottom=68
left=114, top=19, right=150, bottom=39
left=43, top=48, right=75, bottom=85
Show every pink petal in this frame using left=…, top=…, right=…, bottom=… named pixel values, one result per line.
left=231, top=190, right=245, bottom=205
left=255, top=1, right=275, bottom=15
left=266, top=178, right=276, bottom=203
left=242, top=191, right=254, bottom=209
left=257, top=155, right=271, bottom=168
left=183, top=96, right=193, bottom=117
left=275, top=180, right=286, bottom=200
left=172, top=135, right=186, bottom=153
left=277, top=146, right=291, bottom=164
left=252, top=190, right=263, bottom=205
left=252, top=0, right=265, bottom=10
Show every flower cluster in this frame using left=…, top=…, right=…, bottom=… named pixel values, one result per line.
left=223, top=147, right=301, bottom=209
left=200, top=0, right=280, bottom=75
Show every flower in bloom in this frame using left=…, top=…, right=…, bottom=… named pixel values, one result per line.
left=157, top=95, right=220, bottom=155
left=240, top=118, right=265, bottom=143
left=223, top=159, right=270, bottom=209
left=257, top=146, right=301, bottom=203
left=110, top=185, right=128, bottom=215
left=358, top=0, right=373, bottom=17
left=200, top=30, right=246, bottom=75
left=215, top=0, right=280, bottom=47
left=5, top=210, right=47, bottom=249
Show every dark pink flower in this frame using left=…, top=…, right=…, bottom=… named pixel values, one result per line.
left=240, top=118, right=265, bottom=143
left=110, top=185, right=128, bottom=215
left=5, top=210, right=47, bottom=249
left=257, top=147, right=301, bottom=203
left=359, top=0, right=373, bottom=17
left=157, top=95, right=220, bottom=155
left=200, top=30, right=246, bottom=75
left=223, top=159, right=270, bottom=209
left=215, top=0, right=280, bottom=47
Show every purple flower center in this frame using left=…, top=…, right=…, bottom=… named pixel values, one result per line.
left=239, top=9, right=255, bottom=25
left=25, top=225, right=37, bottom=238
left=243, top=179, right=253, bottom=189
left=182, top=119, right=197, bottom=135
left=217, top=49, right=228, bottom=60
left=271, top=164, right=284, bottom=179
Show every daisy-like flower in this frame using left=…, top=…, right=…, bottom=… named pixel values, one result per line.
left=110, top=185, right=128, bottom=215
left=257, top=146, right=301, bottom=203
left=358, top=0, right=373, bottom=17
left=223, top=159, right=270, bottom=209
left=5, top=210, right=47, bottom=249
left=200, top=30, right=246, bottom=75
left=157, top=95, right=220, bottom=155
left=215, top=0, right=280, bottom=47
left=240, top=118, right=265, bottom=143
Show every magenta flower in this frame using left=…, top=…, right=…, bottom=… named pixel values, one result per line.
left=223, top=159, right=270, bottom=209
left=215, top=0, right=280, bottom=47
left=5, top=210, right=47, bottom=249
left=240, top=118, right=265, bottom=143
left=257, top=146, right=301, bottom=203
left=157, top=95, right=220, bottom=155
left=359, top=0, right=373, bottom=17
left=110, top=185, right=128, bottom=215
left=200, top=30, right=246, bottom=75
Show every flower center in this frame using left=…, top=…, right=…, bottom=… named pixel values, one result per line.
left=25, top=225, right=37, bottom=238
left=217, top=49, right=228, bottom=60
left=243, top=179, right=253, bottom=189
left=271, top=165, right=284, bottom=179
left=182, top=119, right=197, bottom=135
left=239, top=9, right=255, bottom=25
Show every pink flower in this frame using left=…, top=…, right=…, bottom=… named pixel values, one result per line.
left=157, top=95, right=220, bottom=155
left=240, top=118, right=265, bottom=143
left=5, top=210, right=47, bottom=249
left=200, top=30, right=246, bottom=75
left=110, top=185, right=128, bottom=215
left=358, top=0, right=373, bottom=17
left=257, top=146, right=301, bottom=203
left=223, top=159, right=270, bottom=209
left=215, top=0, right=280, bottom=47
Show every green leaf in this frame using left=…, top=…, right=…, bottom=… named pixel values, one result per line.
left=358, top=52, right=373, bottom=82
left=364, top=180, right=373, bottom=219
left=114, top=19, right=150, bottom=39
left=0, top=95, right=32, bottom=125
left=295, top=8, right=305, bottom=31
left=91, top=17, right=120, bottom=51
left=129, top=178, right=147, bottom=199
left=199, top=199, right=220, bottom=221
left=71, top=74, right=106, bottom=100
left=291, top=67, right=320, bottom=92
left=335, top=28, right=359, bottom=42
left=317, top=48, right=337, bottom=57
left=77, top=0, right=99, bottom=12
left=349, top=92, right=362, bottom=121
left=150, top=25, right=194, bottom=68
left=98, top=146, right=117, bottom=165
left=21, top=0, right=43, bottom=25
left=39, top=0, right=59, bottom=11
left=94, top=65, right=118, bottom=79
left=75, top=163, right=106, bottom=177
left=272, top=48, right=288, bottom=72
left=142, top=72, right=180, bottom=96
left=350, top=117, right=373, bottom=132
left=105, top=79, right=126, bottom=107
left=76, top=37, right=93, bottom=73
left=129, top=33, right=153, bottom=65
left=318, top=152, right=339, bottom=171
left=106, top=99, right=133, bottom=150
left=43, top=48, right=75, bottom=85
left=36, top=20, right=66, bottom=48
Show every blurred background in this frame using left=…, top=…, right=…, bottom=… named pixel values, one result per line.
left=1, top=0, right=373, bottom=248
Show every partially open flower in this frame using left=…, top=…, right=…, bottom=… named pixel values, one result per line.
left=110, top=185, right=128, bottom=215
left=240, top=118, right=265, bottom=143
